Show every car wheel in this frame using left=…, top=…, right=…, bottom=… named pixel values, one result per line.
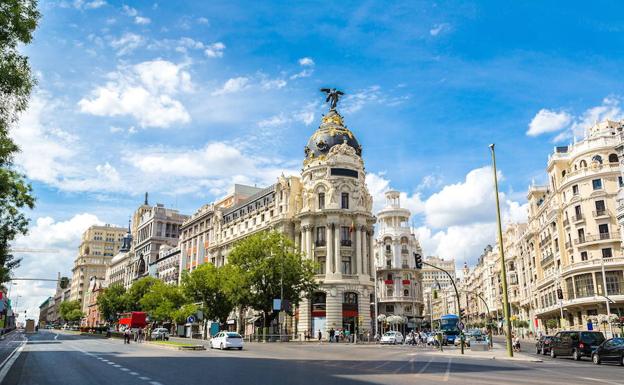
left=572, top=349, right=581, bottom=361
left=238, top=347, right=243, bottom=351
left=592, top=353, right=601, bottom=365
left=620, top=355, right=624, bottom=366
left=550, top=349, right=556, bottom=358
left=220, top=343, right=224, bottom=350
left=535, top=347, right=540, bottom=354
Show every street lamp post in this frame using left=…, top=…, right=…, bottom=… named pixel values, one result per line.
left=489, top=143, right=514, bottom=357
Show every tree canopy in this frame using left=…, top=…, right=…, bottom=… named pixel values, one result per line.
left=0, top=0, right=39, bottom=285
left=181, top=263, right=234, bottom=325
left=59, top=300, right=83, bottom=323
left=96, top=284, right=128, bottom=322
left=227, top=231, right=318, bottom=326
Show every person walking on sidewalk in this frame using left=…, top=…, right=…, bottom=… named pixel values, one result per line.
left=317, top=329, right=322, bottom=343
left=329, top=328, right=335, bottom=343
left=123, top=328, right=131, bottom=344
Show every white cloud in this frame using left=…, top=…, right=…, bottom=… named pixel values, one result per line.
left=258, top=113, right=289, bottom=128
left=122, top=5, right=138, bottom=16
left=290, top=69, right=313, bottom=80
left=298, top=57, right=315, bottom=66
left=78, top=60, right=192, bottom=128
left=72, top=0, right=106, bottom=9
left=135, top=16, right=151, bottom=25
left=430, top=23, right=451, bottom=36
left=10, top=213, right=105, bottom=325
left=569, top=96, right=624, bottom=138
left=204, top=42, right=226, bottom=58
left=261, top=78, right=287, bottom=90
left=110, top=32, right=144, bottom=55
left=526, top=109, right=572, bottom=136
left=197, top=17, right=209, bottom=25
left=211, top=77, right=249, bottom=96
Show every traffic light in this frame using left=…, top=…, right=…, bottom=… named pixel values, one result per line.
left=59, top=277, right=69, bottom=289
left=556, top=288, right=563, bottom=300
left=414, top=253, right=423, bottom=269
left=460, top=308, right=466, bottom=318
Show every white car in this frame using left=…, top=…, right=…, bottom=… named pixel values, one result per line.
left=380, top=331, right=403, bottom=345
left=151, top=327, right=170, bottom=340
left=210, top=331, right=244, bottom=350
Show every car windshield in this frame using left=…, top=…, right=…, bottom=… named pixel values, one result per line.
left=581, top=332, right=605, bottom=344
left=226, top=333, right=241, bottom=338
left=384, top=332, right=396, bottom=336
left=611, top=338, right=624, bottom=346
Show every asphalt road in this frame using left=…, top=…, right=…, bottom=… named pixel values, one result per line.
left=1, top=330, right=623, bottom=385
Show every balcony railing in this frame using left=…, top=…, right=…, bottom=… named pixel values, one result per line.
left=315, top=240, right=326, bottom=247
left=592, top=210, right=609, bottom=218
left=563, top=218, right=570, bottom=227
left=561, top=256, right=624, bottom=276
left=540, top=253, right=554, bottom=266
left=574, top=232, right=619, bottom=245
left=573, top=213, right=584, bottom=222
left=565, top=241, right=572, bottom=249
left=340, top=240, right=352, bottom=247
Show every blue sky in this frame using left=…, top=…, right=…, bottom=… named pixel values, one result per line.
left=11, top=1, right=624, bottom=316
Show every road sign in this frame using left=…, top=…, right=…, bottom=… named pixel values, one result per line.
left=458, top=322, right=465, bottom=331
left=187, top=315, right=196, bottom=324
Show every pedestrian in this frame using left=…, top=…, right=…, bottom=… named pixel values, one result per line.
left=124, top=328, right=131, bottom=344
left=329, top=328, right=335, bottom=343
left=317, top=329, right=322, bottom=343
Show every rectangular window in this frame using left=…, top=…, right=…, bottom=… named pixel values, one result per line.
left=592, top=179, right=602, bottom=190
left=341, top=256, right=352, bottom=274
left=577, top=228, right=585, bottom=243
left=340, top=226, right=351, bottom=246
left=341, top=193, right=349, bottom=209
left=599, top=224, right=609, bottom=239
left=574, top=273, right=595, bottom=298
left=619, top=176, right=624, bottom=188
left=595, top=200, right=606, bottom=216
left=316, top=257, right=326, bottom=274
left=318, top=193, right=325, bottom=209
left=572, top=184, right=579, bottom=195
left=602, top=248, right=613, bottom=259
left=316, top=226, right=326, bottom=246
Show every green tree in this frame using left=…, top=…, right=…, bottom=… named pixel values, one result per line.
left=227, top=231, right=318, bottom=328
left=181, top=263, right=234, bottom=329
left=59, top=300, right=83, bottom=323
left=172, top=303, right=199, bottom=326
left=125, top=276, right=159, bottom=310
left=96, top=284, right=128, bottom=323
left=0, top=0, right=40, bottom=285
left=139, top=281, right=187, bottom=323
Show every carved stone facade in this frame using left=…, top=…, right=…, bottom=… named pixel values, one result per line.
left=374, top=191, right=424, bottom=330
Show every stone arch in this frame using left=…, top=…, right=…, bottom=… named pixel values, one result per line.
left=609, top=153, right=619, bottom=163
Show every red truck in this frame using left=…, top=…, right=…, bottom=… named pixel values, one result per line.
left=118, top=312, right=147, bottom=329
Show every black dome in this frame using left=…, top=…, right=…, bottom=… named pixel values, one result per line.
left=304, top=109, right=361, bottom=159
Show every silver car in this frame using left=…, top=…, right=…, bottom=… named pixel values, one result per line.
left=151, top=327, right=170, bottom=340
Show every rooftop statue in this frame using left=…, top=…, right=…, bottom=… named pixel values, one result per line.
left=320, top=88, right=344, bottom=110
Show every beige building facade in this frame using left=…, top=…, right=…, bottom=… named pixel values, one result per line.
left=70, top=224, right=126, bottom=312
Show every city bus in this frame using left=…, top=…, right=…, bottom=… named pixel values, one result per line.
left=439, top=314, right=460, bottom=345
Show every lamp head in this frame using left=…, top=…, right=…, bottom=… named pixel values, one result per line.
left=489, top=143, right=495, bottom=150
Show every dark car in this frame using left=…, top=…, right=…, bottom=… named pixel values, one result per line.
left=592, top=338, right=624, bottom=366
left=550, top=331, right=605, bottom=360
left=535, top=335, right=553, bottom=355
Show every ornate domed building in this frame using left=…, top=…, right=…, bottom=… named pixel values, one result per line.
left=295, top=96, right=376, bottom=339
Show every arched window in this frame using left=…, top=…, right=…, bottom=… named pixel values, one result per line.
left=561, top=170, right=566, bottom=178
left=580, top=160, right=587, bottom=168
left=403, top=289, right=410, bottom=297
left=592, top=155, right=603, bottom=164
left=609, top=153, right=619, bottom=163
left=318, top=192, right=325, bottom=209
left=343, top=292, right=358, bottom=304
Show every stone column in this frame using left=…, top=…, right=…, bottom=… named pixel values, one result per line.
left=369, top=229, right=375, bottom=276
left=301, top=227, right=307, bottom=258
left=326, top=288, right=342, bottom=336
left=335, top=226, right=341, bottom=275
left=326, top=224, right=334, bottom=275
left=358, top=289, right=372, bottom=334
left=295, top=227, right=300, bottom=253
left=355, top=225, right=362, bottom=275
left=307, top=226, right=314, bottom=260
left=297, top=297, right=310, bottom=340
left=362, top=228, right=368, bottom=276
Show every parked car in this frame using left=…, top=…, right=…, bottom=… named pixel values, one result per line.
left=549, top=331, right=605, bottom=360
left=150, top=327, right=170, bottom=340
left=210, top=331, right=243, bottom=350
left=535, top=335, right=554, bottom=355
left=454, top=330, right=484, bottom=347
left=592, top=338, right=624, bottom=365
left=380, top=331, right=403, bottom=345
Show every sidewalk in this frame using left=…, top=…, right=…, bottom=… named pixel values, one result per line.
left=420, top=341, right=542, bottom=362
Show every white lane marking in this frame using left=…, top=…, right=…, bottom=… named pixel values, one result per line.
left=129, top=372, right=139, bottom=376
left=580, top=377, right=622, bottom=385
left=149, top=382, right=163, bottom=385
left=107, top=362, right=115, bottom=365
left=442, top=358, right=452, bottom=382
left=113, top=364, right=122, bottom=368
left=0, top=339, right=26, bottom=384
left=372, top=360, right=392, bottom=370
left=416, top=356, right=434, bottom=375
left=54, top=333, right=59, bottom=340
left=393, top=357, right=414, bottom=374
left=139, top=376, right=151, bottom=380
left=120, top=368, right=130, bottom=372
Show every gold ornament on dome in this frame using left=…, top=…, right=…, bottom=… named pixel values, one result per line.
left=322, top=113, right=344, bottom=126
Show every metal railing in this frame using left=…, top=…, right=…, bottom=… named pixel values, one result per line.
left=575, top=232, right=618, bottom=245
left=592, top=210, right=608, bottom=218
left=574, top=213, right=584, bottom=222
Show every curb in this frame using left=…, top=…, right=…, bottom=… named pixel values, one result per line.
left=146, top=342, right=206, bottom=351
left=421, top=351, right=543, bottom=363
